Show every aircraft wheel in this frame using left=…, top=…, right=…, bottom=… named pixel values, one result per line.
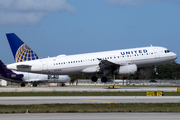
left=33, top=83, right=38, bottom=87
left=101, top=77, right=108, bottom=83
left=21, top=83, right=26, bottom=87
left=91, top=76, right=98, bottom=82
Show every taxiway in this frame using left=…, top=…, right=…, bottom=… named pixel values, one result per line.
left=0, top=96, right=180, bottom=105
left=1, top=113, right=180, bottom=120
left=0, top=86, right=177, bottom=92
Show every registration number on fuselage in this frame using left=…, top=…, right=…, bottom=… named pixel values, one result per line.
left=48, top=75, right=59, bottom=79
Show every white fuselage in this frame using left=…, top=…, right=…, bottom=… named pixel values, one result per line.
left=7, top=46, right=177, bottom=75
left=12, top=71, right=71, bottom=83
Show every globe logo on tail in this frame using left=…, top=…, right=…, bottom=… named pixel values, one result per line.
left=15, top=44, right=40, bottom=62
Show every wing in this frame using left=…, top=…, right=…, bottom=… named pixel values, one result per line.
left=98, top=60, right=120, bottom=74
left=82, top=59, right=121, bottom=74
left=82, top=58, right=132, bottom=74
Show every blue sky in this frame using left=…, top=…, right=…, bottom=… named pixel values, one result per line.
left=0, top=0, right=180, bottom=64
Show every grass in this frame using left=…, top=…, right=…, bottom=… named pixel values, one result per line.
left=0, top=91, right=180, bottom=113
left=0, top=103, right=180, bottom=113
left=0, top=91, right=180, bottom=96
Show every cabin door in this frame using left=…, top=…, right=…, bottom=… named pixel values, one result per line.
left=42, top=61, right=48, bottom=71
left=154, top=48, right=160, bottom=58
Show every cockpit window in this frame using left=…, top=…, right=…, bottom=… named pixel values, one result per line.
left=165, top=50, right=170, bottom=53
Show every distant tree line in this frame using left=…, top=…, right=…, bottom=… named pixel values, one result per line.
left=129, top=62, right=180, bottom=80
left=70, top=61, right=180, bottom=81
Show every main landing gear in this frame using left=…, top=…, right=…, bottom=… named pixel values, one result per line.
left=91, top=76, right=108, bottom=83
left=101, top=76, right=108, bottom=83
left=91, top=70, right=109, bottom=83
left=154, top=65, right=158, bottom=75
left=32, top=82, right=38, bottom=87
left=91, top=76, right=98, bottom=82
left=20, top=83, right=26, bottom=87
left=20, top=82, right=38, bottom=87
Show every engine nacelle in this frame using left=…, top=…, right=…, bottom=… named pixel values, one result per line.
left=117, top=64, right=137, bottom=75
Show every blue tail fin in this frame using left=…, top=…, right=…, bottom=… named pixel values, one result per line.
left=6, top=33, right=41, bottom=62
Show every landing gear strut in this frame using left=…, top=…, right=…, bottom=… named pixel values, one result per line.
left=154, top=65, right=158, bottom=75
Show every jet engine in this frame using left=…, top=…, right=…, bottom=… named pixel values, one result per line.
left=115, top=64, right=137, bottom=75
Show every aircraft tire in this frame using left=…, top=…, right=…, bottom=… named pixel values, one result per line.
left=33, top=83, right=38, bottom=87
left=91, top=76, right=98, bottom=82
left=101, top=76, right=108, bottom=83
left=21, top=83, right=25, bottom=87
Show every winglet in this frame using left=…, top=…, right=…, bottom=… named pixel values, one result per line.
left=6, top=33, right=41, bottom=62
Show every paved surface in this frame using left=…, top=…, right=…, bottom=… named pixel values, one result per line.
left=0, top=86, right=177, bottom=92
left=1, top=96, right=180, bottom=105
left=1, top=113, right=180, bottom=120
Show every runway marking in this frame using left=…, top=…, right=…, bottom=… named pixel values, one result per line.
left=83, top=99, right=116, bottom=103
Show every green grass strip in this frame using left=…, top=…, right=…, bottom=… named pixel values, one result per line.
left=0, top=91, right=180, bottom=96
left=0, top=103, right=180, bottom=113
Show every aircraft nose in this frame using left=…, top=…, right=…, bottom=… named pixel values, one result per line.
left=172, top=53, right=178, bottom=60
left=175, top=54, right=178, bottom=59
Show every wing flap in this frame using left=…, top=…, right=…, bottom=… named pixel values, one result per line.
left=97, top=59, right=133, bottom=74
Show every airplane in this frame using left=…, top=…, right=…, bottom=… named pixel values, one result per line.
left=0, top=60, right=71, bottom=87
left=6, top=33, right=178, bottom=83
left=0, top=33, right=71, bottom=87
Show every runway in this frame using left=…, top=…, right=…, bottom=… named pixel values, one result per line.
left=1, top=113, right=180, bottom=120
left=1, top=96, right=180, bottom=105
left=0, top=86, right=177, bottom=92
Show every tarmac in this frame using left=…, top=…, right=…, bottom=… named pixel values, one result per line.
left=0, top=86, right=177, bottom=92
left=1, top=113, right=180, bottom=120
left=0, top=96, right=180, bottom=105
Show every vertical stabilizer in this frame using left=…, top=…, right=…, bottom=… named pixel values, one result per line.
left=6, top=33, right=41, bottom=62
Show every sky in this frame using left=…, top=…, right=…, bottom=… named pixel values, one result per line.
left=0, top=0, right=180, bottom=64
